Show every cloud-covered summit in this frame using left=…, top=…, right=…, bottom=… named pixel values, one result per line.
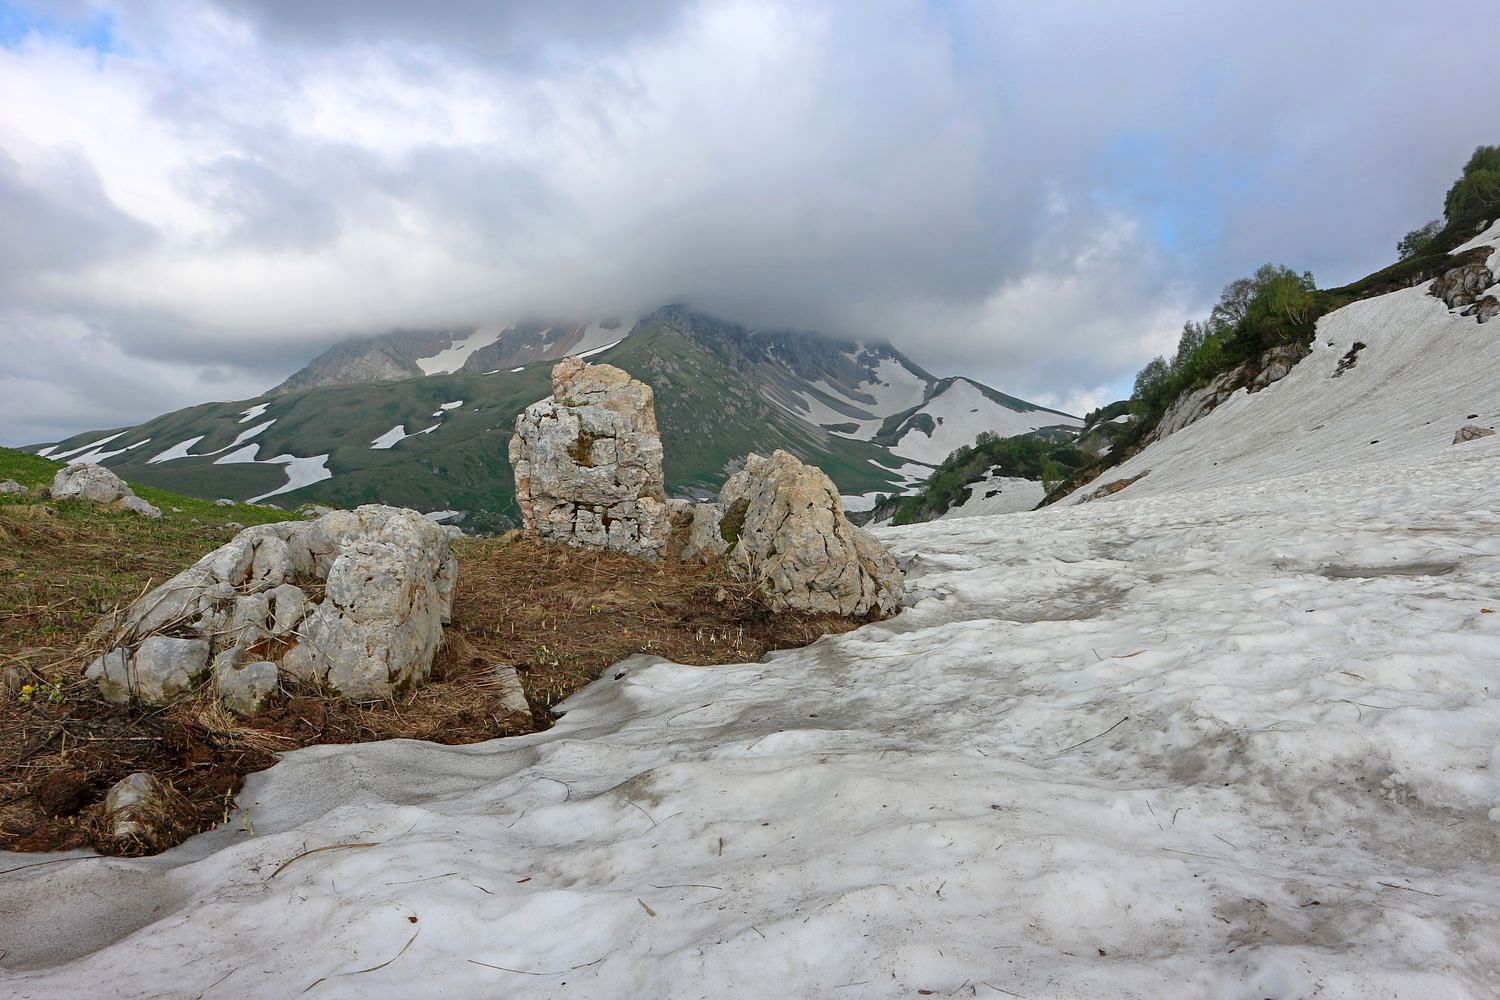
left=0, top=0, right=1491, bottom=444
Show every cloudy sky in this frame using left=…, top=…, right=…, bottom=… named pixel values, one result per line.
left=0, top=0, right=1491, bottom=444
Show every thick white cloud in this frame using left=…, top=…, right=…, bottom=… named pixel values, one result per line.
left=0, top=0, right=1491, bottom=443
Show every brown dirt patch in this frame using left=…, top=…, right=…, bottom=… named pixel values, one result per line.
left=1, top=532, right=865, bottom=857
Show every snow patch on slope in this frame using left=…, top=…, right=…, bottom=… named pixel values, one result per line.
left=238, top=403, right=270, bottom=424
left=1070, top=226, right=1500, bottom=505
left=369, top=426, right=409, bottom=450
left=66, top=437, right=152, bottom=466
left=892, top=380, right=1080, bottom=465
left=414, top=328, right=504, bottom=376
left=940, top=474, right=1044, bottom=519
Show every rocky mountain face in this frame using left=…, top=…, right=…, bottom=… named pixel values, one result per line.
left=31, top=306, right=1078, bottom=531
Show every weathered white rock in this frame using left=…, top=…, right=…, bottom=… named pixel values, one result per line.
left=103, top=772, right=167, bottom=841
left=509, top=357, right=671, bottom=558
left=94, top=505, right=457, bottom=705
left=278, top=506, right=451, bottom=700
left=50, top=463, right=130, bottom=504
left=118, top=495, right=163, bottom=519
left=491, top=663, right=531, bottom=717
left=1453, top=424, right=1496, bottom=444
left=679, top=502, right=728, bottom=563
left=84, top=647, right=131, bottom=704
left=129, top=636, right=211, bottom=703
left=0, top=479, right=26, bottom=495
left=215, top=498, right=235, bottom=507
left=213, top=651, right=279, bottom=716
left=718, top=450, right=903, bottom=618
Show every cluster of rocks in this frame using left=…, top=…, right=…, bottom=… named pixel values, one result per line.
left=510, top=359, right=904, bottom=618
left=85, top=505, right=458, bottom=712
left=48, top=463, right=161, bottom=519
left=1432, top=259, right=1497, bottom=323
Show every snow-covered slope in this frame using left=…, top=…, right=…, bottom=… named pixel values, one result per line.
left=938, top=472, right=1044, bottom=518
left=1069, top=221, right=1500, bottom=504
left=7, top=442, right=1499, bottom=997
left=889, top=378, right=1081, bottom=464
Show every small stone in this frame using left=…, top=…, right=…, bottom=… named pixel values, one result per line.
left=117, top=495, right=163, bottom=519
left=491, top=663, right=530, bottom=716
left=84, top=647, right=132, bottom=704
left=0, top=479, right=26, bottom=495
left=213, top=651, right=279, bottom=716
left=215, top=498, right=235, bottom=507
left=103, top=772, right=167, bottom=841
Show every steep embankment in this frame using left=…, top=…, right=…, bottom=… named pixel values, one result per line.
left=1066, top=219, right=1500, bottom=504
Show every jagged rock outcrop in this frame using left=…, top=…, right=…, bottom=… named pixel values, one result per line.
left=85, top=505, right=457, bottom=707
left=509, top=357, right=671, bottom=557
left=1432, top=261, right=1495, bottom=310
left=715, top=450, right=902, bottom=617
left=49, top=464, right=162, bottom=519
left=1461, top=295, right=1498, bottom=324
left=1145, top=343, right=1309, bottom=446
left=1453, top=424, right=1496, bottom=445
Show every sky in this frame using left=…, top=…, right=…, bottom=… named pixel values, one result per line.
left=0, top=0, right=1492, bottom=445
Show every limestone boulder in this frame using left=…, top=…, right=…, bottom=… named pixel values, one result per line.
left=717, top=450, right=903, bottom=618
left=508, top=357, right=671, bottom=558
left=89, top=504, right=456, bottom=705
left=49, top=463, right=163, bottom=518
left=0, top=479, right=27, bottom=495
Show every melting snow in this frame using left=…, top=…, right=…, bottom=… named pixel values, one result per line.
left=893, top=380, right=1080, bottom=465
left=370, top=425, right=409, bottom=450
left=147, top=421, right=276, bottom=465
left=34, top=446, right=55, bottom=457
left=429, top=400, right=464, bottom=417
left=65, top=438, right=152, bottom=466
left=247, top=455, right=332, bottom=503
left=575, top=339, right=620, bottom=360
left=939, top=474, right=1044, bottom=519
left=238, top=403, right=270, bottom=424
left=414, top=327, right=505, bottom=376
left=7, top=443, right=1499, bottom=996
left=511, top=366, right=525, bottom=373
left=49, top=431, right=126, bottom=461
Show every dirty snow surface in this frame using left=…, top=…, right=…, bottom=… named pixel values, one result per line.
left=5, top=436, right=1499, bottom=998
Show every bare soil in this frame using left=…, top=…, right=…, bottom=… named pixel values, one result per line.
left=1, top=525, right=862, bottom=857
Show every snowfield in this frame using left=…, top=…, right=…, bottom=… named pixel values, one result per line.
left=5, top=439, right=1498, bottom=998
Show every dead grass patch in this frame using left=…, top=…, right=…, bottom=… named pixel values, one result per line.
left=1, top=530, right=864, bottom=856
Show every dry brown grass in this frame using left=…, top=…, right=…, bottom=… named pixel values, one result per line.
left=1, top=529, right=863, bottom=856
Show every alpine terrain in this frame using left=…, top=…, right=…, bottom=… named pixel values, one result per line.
left=28, top=306, right=1079, bottom=532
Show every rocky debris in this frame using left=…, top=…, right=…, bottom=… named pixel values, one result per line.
left=1431, top=261, right=1495, bottom=309
left=1247, top=342, right=1311, bottom=392
left=48, top=463, right=162, bottom=518
left=1146, top=343, right=1310, bottom=446
left=102, top=772, right=167, bottom=842
left=1461, top=295, right=1498, bottom=324
left=85, top=505, right=458, bottom=706
left=214, top=498, right=235, bottom=507
left=715, top=450, right=903, bottom=617
left=1331, top=341, right=1367, bottom=378
left=0, top=479, right=26, bottom=495
left=491, top=663, right=531, bottom=717
left=1077, top=470, right=1151, bottom=503
left=509, top=357, right=670, bottom=558
left=1453, top=424, right=1496, bottom=445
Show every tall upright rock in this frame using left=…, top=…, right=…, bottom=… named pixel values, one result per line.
left=508, top=357, right=671, bottom=557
